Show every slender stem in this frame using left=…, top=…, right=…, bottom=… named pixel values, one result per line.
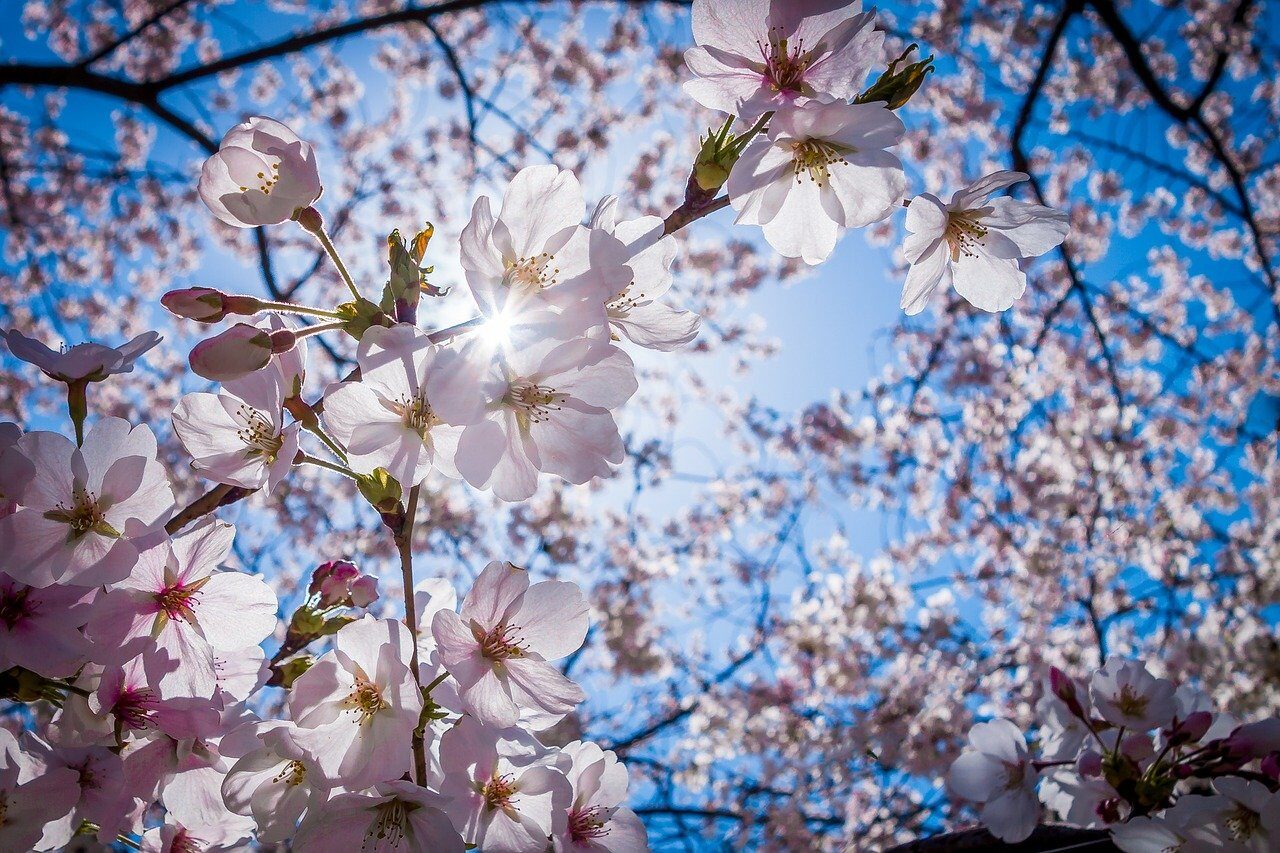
left=304, top=422, right=348, bottom=463
left=294, top=320, right=346, bottom=338
left=306, top=223, right=362, bottom=301
left=66, top=379, right=88, bottom=446
left=426, top=315, right=484, bottom=344
left=254, top=299, right=345, bottom=320
left=299, top=453, right=357, bottom=479
left=396, top=484, right=427, bottom=786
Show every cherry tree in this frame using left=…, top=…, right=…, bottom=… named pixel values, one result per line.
left=0, top=0, right=1277, bottom=850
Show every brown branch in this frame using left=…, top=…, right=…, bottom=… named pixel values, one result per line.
left=886, top=824, right=1116, bottom=852
left=77, top=0, right=201, bottom=68
left=165, top=483, right=255, bottom=534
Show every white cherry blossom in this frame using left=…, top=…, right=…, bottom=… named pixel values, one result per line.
left=947, top=718, right=1040, bottom=843
left=198, top=116, right=323, bottom=227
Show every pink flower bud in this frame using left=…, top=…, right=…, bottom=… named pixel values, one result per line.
left=162, top=287, right=229, bottom=322
left=1166, top=711, right=1213, bottom=746
left=269, top=328, right=298, bottom=354
left=309, top=560, right=359, bottom=606
left=350, top=575, right=379, bottom=608
left=1049, top=666, right=1085, bottom=718
left=1077, top=749, right=1103, bottom=777
left=189, top=323, right=273, bottom=382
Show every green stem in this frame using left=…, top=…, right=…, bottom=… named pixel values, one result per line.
left=255, top=299, right=345, bottom=320
left=299, top=453, right=357, bottom=479
left=396, top=484, right=428, bottom=786
left=294, top=320, right=347, bottom=338
left=117, top=835, right=143, bottom=851
left=304, top=422, right=348, bottom=464
left=66, top=379, right=88, bottom=446
left=308, top=224, right=361, bottom=301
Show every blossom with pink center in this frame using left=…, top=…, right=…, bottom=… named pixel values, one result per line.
left=0, top=572, right=92, bottom=678
left=198, top=116, right=323, bottom=228
left=551, top=741, right=648, bottom=853
left=3, top=328, right=161, bottom=383
left=947, top=718, right=1041, bottom=843
left=900, top=170, right=1070, bottom=315
left=1089, top=657, right=1177, bottom=731
left=0, top=418, right=174, bottom=587
left=33, top=744, right=133, bottom=849
left=0, top=730, right=80, bottom=852
left=292, top=780, right=464, bottom=852
left=590, top=197, right=701, bottom=351
left=1162, top=778, right=1280, bottom=849
left=460, top=164, right=627, bottom=350
left=432, top=561, right=589, bottom=728
left=455, top=337, right=637, bottom=502
left=727, top=101, right=906, bottom=264
left=309, top=559, right=379, bottom=609
left=321, top=323, right=486, bottom=490
left=87, top=520, right=278, bottom=698
left=683, top=0, right=883, bottom=119
left=222, top=724, right=327, bottom=844
left=139, top=815, right=253, bottom=853
left=288, top=616, right=424, bottom=790
left=438, top=716, right=573, bottom=852
left=90, top=653, right=225, bottom=741
left=173, top=357, right=301, bottom=493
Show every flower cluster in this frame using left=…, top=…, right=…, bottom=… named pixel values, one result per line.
left=947, top=656, right=1280, bottom=848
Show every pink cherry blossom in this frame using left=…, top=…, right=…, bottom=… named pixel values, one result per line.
left=438, top=716, right=573, bottom=852
left=0, top=573, right=92, bottom=678
left=321, top=323, right=486, bottom=489
left=3, top=328, right=161, bottom=383
left=0, top=730, right=80, bottom=852
left=900, top=170, right=1070, bottom=314
left=551, top=741, right=648, bottom=853
left=683, top=0, right=883, bottom=118
left=947, top=718, right=1040, bottom=843
left=188, top=323, right=276, bottom=383
left=0, top=419, right=174, bottom=587
left=432, top=561, right=589, bottom=728
left=198, top=116, right=323, bottom=228
left=87, top=520, right=278, bottom=698
left=33, top=744, right=133, bottom=849
left=90, top=652, right=225, bottom=741
left=1089, top=657, right=1177, bottom=732
left=727, top=101, right=907, bottom=264
left=288, top=616, right=423, bottom=790
left=455, top=337, right=637, bottom=501
left=0, top=422, right=26, bottom=517
left=590, top=197, right=701, bottom=351
left=173, top=360, right=301, bottom=492
left=292, top=780, right=464, bottom=852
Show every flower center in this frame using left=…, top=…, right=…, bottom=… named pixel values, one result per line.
left=345, top=675, right=389, bottom=724
left=504, top=379, right=568, bottom=431
left=43, top=487, right=119, bottom=540
left=154, top=576, right=208, bottom=625
left=791, top=139, right=850, bottom=187
left=235, top=404, right=284, bottom=459
left=1115, top=685, right=1149, bottom=719
left=171, top=828, right=204, bottom=853
left=503, top=253, right=558, bottom=294
left=471, top=619, right=528, bottom=661
left=113, top=686, right=159, bottom=731
left=607, top=282, right=645, bottom=317
left=759, top=30, right=812, bottom=95
left=482, top=772, right=519, bottom=810
left=0, top=586, right=33, bottom=629
left=569, top=805, right=612, bottom=843
left=367, top=799, right=415, bottom=847
left=273, top=760, right=308, bottom=788
left=393, top=393, right=438, bottom=437
left=1226, top=804, right=1261, bottom=840
left=1002, top=759, right=1027, bottom=790
left=944, top=211, right=990, bottom=261
left=237, top=159, right=282, bottom=196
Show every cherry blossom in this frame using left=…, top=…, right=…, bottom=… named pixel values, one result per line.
left=0, top=573, right=92, bottom=678
left=288, top=616, right=424, bottom=790
left=3, top=328, right=161, bottom=383
left=321, top=323, right=485, bottom=489
left=87, top=520, right=278, bottom=698
left=551, top=740, right=649, bottom=853
left=947, top=718, right=1040, bottom=843
left=173, top=362, right=300, bottom=492
left=0, top=421, right=25, bottom=517
left=198, top=116, right=323, bottom=228
left=432, top=561, right=589, bottom=728
left=0, top=730, right=80, bottom=852
left=1089, top=657, right=1177, bottom=731
left=727, top=101, right=906, bottom=264
left=33, top=744, right=133, bottom=849
left=89, top=653, right=225, bottom=741
left=900, top=170, right=1070, bottom=314
left=460, top=164, right=626, bottom=349
left=683, top=0, right=882, bottom=118
left=590, top=197, right=701, bottom=351
left=455, top=337, right=637, bottom=501
left=438, top=716, right=573, bottom=852
left=292, top=780, right=465, bottom=852
left=222, top=725, right=327, bottom=844
left=0, top=419, right=174, bottom=587
left=1162, top=779, right=1280, bottom=850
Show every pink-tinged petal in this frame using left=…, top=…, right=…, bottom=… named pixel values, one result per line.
left=463, top=667, right=521, bottom=728
left=950, top=170, right=1029, bottom=210
left=513, top=580, right=589, bottom=659
left=492, top=165, right=584, bottom=261
left=85, top=588, right=157, bottom=663
left=319, top=381, right=380, bottom=446
left=504, top=657, right=586, bottom=718
left=682, top=47, right=767, bottom=116
left=759, top=179, right=841, bottom=264
left=904, top=193, right=951, bottom=259
left=690, top=0, right=769, bottom=54
left=151, top=620, right=219, bottom=699
left=947, top=751, right=1002, bottom=802
left=171, top=520, right=235, bottom=584
left=530, top=404, right=623, bottom=485
left=614, top=300, right=701, bottom=351
left=460, top=561, right=530, bottom=627
left=10, top=430, right=75, bottom=507
left=356, top=323, right=428, bottom=400
left=195, top=571, right=278, bottom=650
left=968, top=718, right=1027, bottom=761
left=460, top=195, right=505, bottom=282
left=726, top=138, right=796, bottom=225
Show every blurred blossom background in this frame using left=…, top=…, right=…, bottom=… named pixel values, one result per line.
left=2, top=0, right=1278, bottom=847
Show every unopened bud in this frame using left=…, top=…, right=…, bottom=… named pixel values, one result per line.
left=1049, top=667, right=1085, bottom=718
left=189, top=323, right=272, bottom=382
left=356, top=467, right=403, bottom=514
left=1077, top=749, right=1103, bottom=777
left=162, top=287, right=229, bottom=323
left=293, top=205, right=324, bottom=234
left=1224, top=718, right=1280, bottom=760
left=351, top=575, right=379, bottom=608
left=269, top=328, right=297, bottom=354
left=1166, top=711, right=1214, bottom=746
left=856, top=44, right=935, bottom=110
left=307, top=559, right=378, bottom=610
left=1261, top=751, right=1280, bottom=782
